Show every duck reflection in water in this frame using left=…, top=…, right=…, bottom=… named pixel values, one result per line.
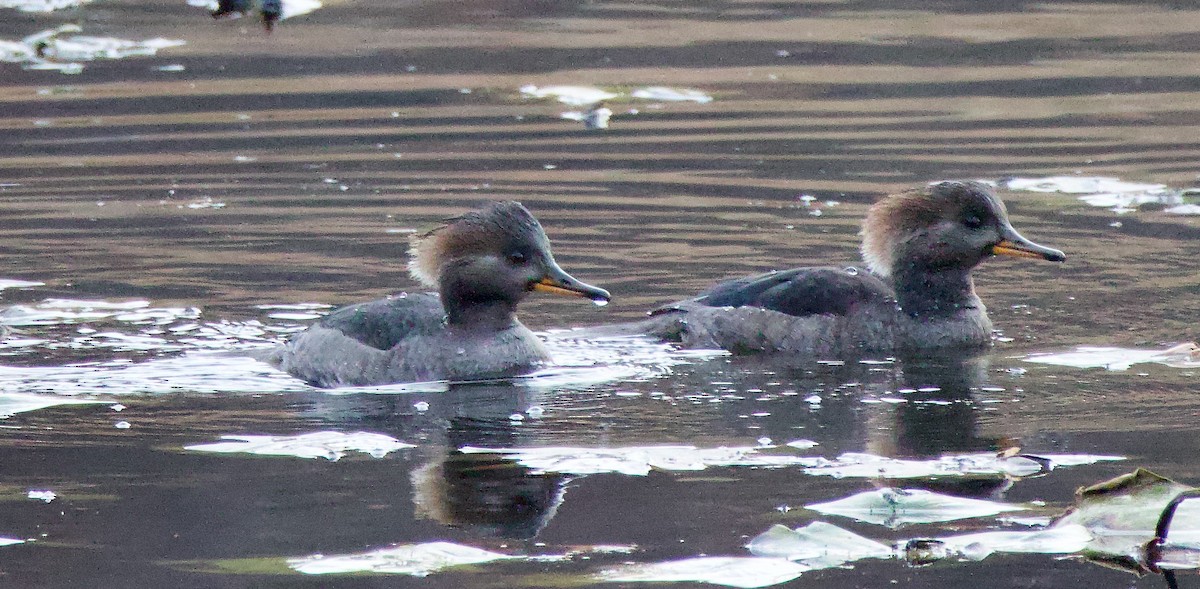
left=211, top=0, right=283, bottom=33
left=702, top=350, right=1018, bottom=498
left=412, top=442, right=567, bottom=540
left=627, top=181, right=1064, bottom=356
left=270, top=201, right=610, bottom=387
left=300, top=383, right=570, bottom=540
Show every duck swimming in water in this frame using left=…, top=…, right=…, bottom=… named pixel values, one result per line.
left=270, top=201, right=610, bottom=387
left=634, top=181, right=1064, bottom=355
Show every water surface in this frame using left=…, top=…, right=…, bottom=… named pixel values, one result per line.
left=2, top=0, right=1200, bottom=587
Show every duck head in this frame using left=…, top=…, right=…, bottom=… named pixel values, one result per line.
left=860, top=181, right=1065, bottom=279
left=409, top=201, right=610, bottom=323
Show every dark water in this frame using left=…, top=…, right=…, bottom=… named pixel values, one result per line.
left=3, top=0, right=1200, bottom=587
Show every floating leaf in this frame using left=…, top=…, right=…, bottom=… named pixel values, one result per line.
left=918, top=524, right=1093, bottom=562
left=746, top=522, right=892, bottom=568
left=807, top=488, right=1026, bottom=528
left=801, top=452, right=1122, bottom=480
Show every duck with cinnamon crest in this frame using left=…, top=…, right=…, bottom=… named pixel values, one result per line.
left=638, top=181, right=1064, bottom=355
left=271, top=201, right=610, bottom=387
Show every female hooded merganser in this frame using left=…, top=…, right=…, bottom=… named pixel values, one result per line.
left=271, top=201, right=610, bottom=387
left=638, top=181, right=1064, bottom=355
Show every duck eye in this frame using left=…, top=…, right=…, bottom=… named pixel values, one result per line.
left=508, top=252, right=527, bottom=265
left=963, top=215, right=984, bottom=229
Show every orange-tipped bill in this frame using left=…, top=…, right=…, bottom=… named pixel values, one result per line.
left=992, top=228, right=1065, bottom=262
left=532, top=265, right=611, bottom=304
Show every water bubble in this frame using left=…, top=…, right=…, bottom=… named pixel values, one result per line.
left=413, top=401, right=429, bottom=412
left=114, top=421, right=131, bottom=429
left=526, top=406, right=545, bottom=418
left=592, top=298, right=609, bottom=307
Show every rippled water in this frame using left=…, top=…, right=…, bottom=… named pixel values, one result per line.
left=3, top=0, right=1200, bottom=587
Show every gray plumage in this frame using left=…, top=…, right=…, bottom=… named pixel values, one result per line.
left=633, top=181, right=1063, bottom=356
left=269, top=201, right=609, bottom=388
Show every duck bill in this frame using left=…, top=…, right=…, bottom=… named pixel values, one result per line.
left=532, top=264, right=611, bottom=303
left=991, top=227, right=1066, bottom=262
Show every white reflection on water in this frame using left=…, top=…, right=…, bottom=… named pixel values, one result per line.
left=0, top=279, right=43, bottom=290
left=0, top=0, right=90, bottom=12
left=0, top=299, right=200, bottom=326
left=0, top=24, right=184, bottom=74
left=599, top=556, right=808, bottom=589
left=1025, top=343, right=1200, bottom=371
left=0, top=299, right=690, bottom=397
left=185, top=431, right=414, bottom=460
left=288, top=541, right=514, bottom=576
left=801, top=452, right=1124, bottom=479
left=1002, top=175, right=1200, bottom=215
left=520, top=85, right=620, bottom=106
left=457, top=444, right=818, bottom=476
left=186, top=0, right=323, bottom=21
left=0, top=392, right=105, bottom=418
left=630, top=86, right=714, bottom=103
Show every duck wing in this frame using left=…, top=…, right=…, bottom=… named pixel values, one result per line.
left=317, top=293, right=447, bottom=351
left=693, top=266, right=894, bottom=317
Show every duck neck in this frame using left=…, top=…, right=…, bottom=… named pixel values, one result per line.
left=890, top=265, right=981, bottom=318
left=439, top=285, right=521, bottom=331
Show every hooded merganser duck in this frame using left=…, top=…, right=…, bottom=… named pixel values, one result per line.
left=638, top=181, right=1064, bottom=355
left=270, top=201, right=610, bottom=387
